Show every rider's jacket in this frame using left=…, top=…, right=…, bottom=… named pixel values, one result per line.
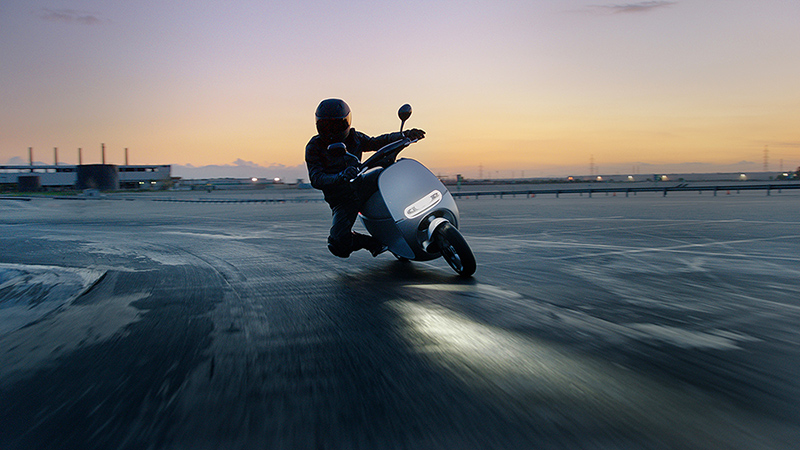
left=305, top=129, right=402, bottom=205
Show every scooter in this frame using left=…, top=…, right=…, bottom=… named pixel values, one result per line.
left=349, top=104, right=476, bottom=277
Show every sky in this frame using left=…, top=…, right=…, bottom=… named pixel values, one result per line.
left=2, top=0, right=799, bottom=180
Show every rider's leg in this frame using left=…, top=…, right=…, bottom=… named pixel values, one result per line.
left=327, top=199, right=359, bottom=258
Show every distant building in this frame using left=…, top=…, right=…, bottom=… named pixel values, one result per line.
left=571, top=172, right=786, bottom=183
left=174, top=177, right=291, bottom=191
left=117, top=165, right=172, bottom=189
left=0, top=164, right=171, bottom=190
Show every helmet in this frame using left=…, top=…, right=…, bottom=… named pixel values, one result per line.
left=315, top=98, right=351, bottom=142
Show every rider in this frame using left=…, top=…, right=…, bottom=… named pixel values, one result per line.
left=305, top=98, right=425, bottom=258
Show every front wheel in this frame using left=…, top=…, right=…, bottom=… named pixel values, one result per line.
left=433, top=223, right=476, bottom=277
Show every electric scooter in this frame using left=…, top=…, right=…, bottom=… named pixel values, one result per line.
left=350, top=104, right=476, bottom=277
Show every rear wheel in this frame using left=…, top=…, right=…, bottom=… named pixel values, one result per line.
left=433, top=223, right=476, bottom=277
left=391, top=252, right=410, bottom=262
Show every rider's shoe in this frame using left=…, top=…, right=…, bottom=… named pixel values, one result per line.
left=368, top=243, right=388, bottom=257
left=352, top=232, right=387, bottom=257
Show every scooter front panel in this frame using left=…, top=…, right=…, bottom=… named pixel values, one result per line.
left=378, top=159, right=453, bottom=224
left=371, top=159, right=459, bottom=261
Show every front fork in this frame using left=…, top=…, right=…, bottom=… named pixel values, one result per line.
left=422, top=216, right=449, bottom=253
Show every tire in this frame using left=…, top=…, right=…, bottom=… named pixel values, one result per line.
left=433, top=223, right=476, bottom=277
left=391, top=252, right=410, bottom=262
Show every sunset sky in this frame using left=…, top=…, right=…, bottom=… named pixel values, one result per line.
left=2, top=0, right=798, bottom=179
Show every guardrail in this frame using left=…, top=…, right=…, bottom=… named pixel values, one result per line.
left=150, top=198, right=325, bottom=204
left=451, top=182, right=800, bottom=199
left=7, top=182, right=798, bottom=203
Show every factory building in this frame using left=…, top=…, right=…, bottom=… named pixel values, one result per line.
left=0, top=164, right=172, bottom=191
left=1, top=146, right=172, bottom=191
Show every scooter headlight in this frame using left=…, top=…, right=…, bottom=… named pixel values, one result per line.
left=404, top=190, right=442, bottom=219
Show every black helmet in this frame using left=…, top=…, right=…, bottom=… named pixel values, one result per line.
left=315, top=98, right=351, bottom=142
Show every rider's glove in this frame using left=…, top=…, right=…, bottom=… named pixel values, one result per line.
left=403, top=128, right=426, bottom=141
left=337, top=165, right=359, bottom=183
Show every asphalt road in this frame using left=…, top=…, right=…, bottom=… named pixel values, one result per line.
left=1, top=190, right=799, bottom=449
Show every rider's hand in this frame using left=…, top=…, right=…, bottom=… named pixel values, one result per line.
left=404, top=128, right=425, bottom=141
left=338, top=165, right=359, bottom=183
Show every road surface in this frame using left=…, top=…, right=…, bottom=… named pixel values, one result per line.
left=1, top=190, right=799, bottom=449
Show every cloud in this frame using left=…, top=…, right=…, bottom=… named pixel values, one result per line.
left=7, top=157, right=27, bottom=165
left=592, top=1, right=676, bottom=14
left=4, top=156, right=49, bottom=166
left=232, top=159, right=260, bottom=168
left=171, top=161, right=308, bottom=181
left=39, top=8, right=104, bottom=25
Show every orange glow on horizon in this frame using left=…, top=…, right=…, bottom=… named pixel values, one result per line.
left=2, top=1, right=798, bottom=178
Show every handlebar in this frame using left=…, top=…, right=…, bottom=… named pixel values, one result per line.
left=358, top=137, right=416, bottom=173
left=347, top=137, right=419, bottom=183
left=339, top=103, right=420, bottom=183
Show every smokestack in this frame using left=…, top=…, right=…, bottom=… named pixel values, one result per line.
left=29, top=147, right=33, bottom=166
left=125, top=148, right=129, bottom=166
left=54, top=147, right=58, bottom=166
left=102, top=143, right=106, bottom=165
left=78, top=148, right=83, bottom=165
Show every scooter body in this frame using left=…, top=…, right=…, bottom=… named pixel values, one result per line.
left=359, top=158, right=459, bottom=261
left=339, top=103, right=476, bottom=276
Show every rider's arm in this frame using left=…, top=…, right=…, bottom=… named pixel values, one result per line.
left=357, top=131, right=405, bottom=153
left=305, top=142, right=341, bottom=190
